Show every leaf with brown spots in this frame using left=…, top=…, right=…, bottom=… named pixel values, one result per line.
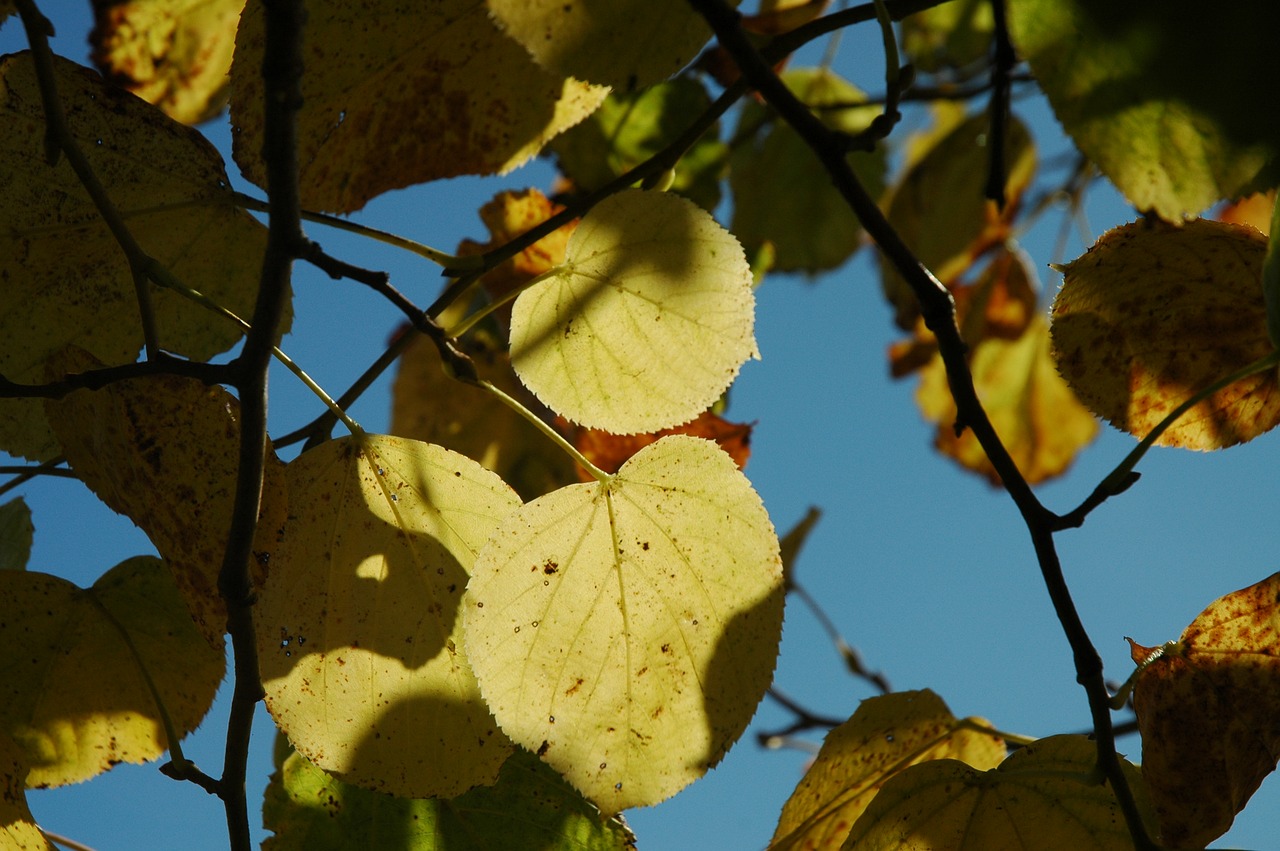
left=566, top=409, right=752, bottom=482
left=1129, top=572, right=1280, bottom=849
left=1051, top=218, right=1280, bottom=450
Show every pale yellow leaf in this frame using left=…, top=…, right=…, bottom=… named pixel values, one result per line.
left=90, top=0, right=245, bottom=124
left=510, top=189, right=758, bottom=434
left=231, top=0, right=607, bottom=213
left=1051, top=219, right=1280, bottom=450
left=255, top=434, right=522, bottom=799
left=0, top=52, right=274, bottom=460
left=770, top=690, right=1005, bottom=851
left=487, top=0, right=734, bottom=91
left=0, top=733, right=54, bottom=850
left=0, top=557, right=225, bottom=788
left=464, top=435, right=784, bottom=813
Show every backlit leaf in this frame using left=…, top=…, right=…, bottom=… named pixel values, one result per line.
left=1007, top=0, right=1280, bottom=220
left=0, top=52, right=274, bottom=460
left=46, top=352, right=287, bottom=648
left=1051, top=219, right=1280, bottom=450
left=465, top=435, right=784, bottom=813
left=486, top=0, right=731, bottom=91
left=0, top=556, right=225, bottom=788
left=263, top=744, right=636, bottom=851
left=255, top=434, right=522, bottom=799
left=0, top=733, right=54, bottom=851
left=770, top=690, right=1005, bottom=851
left=231, top=0, right=606, bottom=213
left=840, top=735, right=1156, bottom=851
left=1129, top=573, right=1280, bottom=849
left=731, top=68, right=886, bottom=273
left=510, top=189, right=758, bottom=434
left=0, top=497, right=33, bottom=572
left=90, top=0, right=245, bottom=124
left=743, top=0, right=830, bottom=35
left=1217, top=190, right=1275, bottom=236
left=567, top=409, right=752, bottom=482
left=901, top=0, right=995, bottom=75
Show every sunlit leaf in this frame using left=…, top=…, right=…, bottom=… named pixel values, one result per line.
left=510, top=189, right=758, bottom=434
left=840, top=735, right=1156, bottom=851
left=1217, top=190, right=1275, bottom=236
left=263, top=742, right=636, bottom=851
left=769, top=690, right=1005, bottom=851
left=0, top=556, right=225, bottom=788
left=1008, top=0, right=1280, bottom=220
left=46, top=351, right=287, bottom=648
left=255, top=434, right=522, bottom=799
left=1129, top=572, right=1280, bottom=849
left=551, top=78, right=726, bottom=211
left=90, top=0, right=245, bottom=124
left=465, top=435, right=784, bottom=813
left=567, top=409, right=752, bottom=482
left=0, top=52, right=274, bottom=460
left=1051, top=219, right=1280, bottom=450
left=487, top=0, right=732, bottom=91
left=731, top=68, right=886, bottom=274
left=901, top=0, right=994, bottom=75
left=879, top=110, right=1035, bottom=330
left=230, top=0, right=606, bottom=213
left=0, top=497, right=33, bottom=572
left=743, top=0, right=830, bottom=35
left=0, top=733, right=54, bottom=851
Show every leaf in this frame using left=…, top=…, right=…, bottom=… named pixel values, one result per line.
left=263, top=743, right=636, bottom=851
left=255, top=434, right=522, bottom=799
left=1007, top=0, right=1280, bottom=220
left=465, top=435, right=783, bottom=813
left=0, top=556, right=225, bottom=788
left=486, top=0, right=731, bottom=91
left=0, top=497, right=34, bottom=572
left=901, top=0, right=995, bottom=75
left=743, top=0, right=831, bottom=35
left=730, top=68, right=887, bottom=274
left=90, top=0, right=244, bottom=124
left=0, top=733, right=54, bottom=851
left=0, top=52, right=275, bottom=460
left=1217, top=190, right=1275, bottom=236
left=46, top=351, right=287, bottom=648
left=1266, top=195, right=1280, bottom=349
left=1051, top=219, right=1280, bottom=450
left=1128, top=573, right=1280, bottom=848
left=551, top=78, right=726, bottom=211
left=769, top=690, right=1005, bottom=851
left=230, top=0, right=606, bottom=213
left=566, top=409, right=753, bottom=483
left=879, top=110, right=1035, bottom=330
left=839, top=735, right=1156, bottom=851
left=510, top=189, right=758, bottom=434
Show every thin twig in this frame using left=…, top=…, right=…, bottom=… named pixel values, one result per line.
left=0, top=359, right=230, bottom=399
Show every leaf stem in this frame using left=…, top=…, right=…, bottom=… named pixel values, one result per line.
left=446, top=265, right=564, bottom=339
left=478, top=380, right=610, bottom=482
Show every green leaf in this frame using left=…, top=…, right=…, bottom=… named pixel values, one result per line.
left=465, top=435, right=784, bottom=813
left=0, top=497, right=34, bottom=572
left=901, top=0, right=995, bottom=75
left=255, top=434, right=522, bottom=799
left=1007, top=0, right=1280, bottom=220
left=730, top=68, right=887, bottom=274
left=510, top=189, right=758, bottom=434
left=263, top=743, right=636, bottom=851
left=0, top=52, right=277, bottom=460
left=0, top=556, right=225, bottom=788
left=551, top=78, right=726, bottom=210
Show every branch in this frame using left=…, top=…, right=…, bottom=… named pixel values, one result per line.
left=984, top=0, right=1017, bottom=208
left=0, top=359, right=230, bottom=398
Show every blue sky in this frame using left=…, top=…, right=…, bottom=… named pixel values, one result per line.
left=3, top=5, right=1277, bottom=850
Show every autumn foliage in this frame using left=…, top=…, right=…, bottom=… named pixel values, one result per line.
left=2, top=1, right=1280, bottom=850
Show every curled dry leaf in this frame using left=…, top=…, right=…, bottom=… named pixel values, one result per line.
left=1051, top=218, right=1280, bottom=450
left=565, top=409, right=752, bottom=483
left=1129, top=572, right=1280, bottom=849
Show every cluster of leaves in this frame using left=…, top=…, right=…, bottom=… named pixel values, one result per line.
left=1, top=1, right=1279, bottom=850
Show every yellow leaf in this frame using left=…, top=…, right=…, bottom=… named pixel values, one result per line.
left=230, top=1, right=606, bottom=213
left=0, top=557, right=225, bottom=788
left=770, top=690, right=1005, bottom=851
left=46, top=351, right=286, bottom=648
left=510, top=189, right=759, bottom=434
left=487, top=0, right=733, bottom=91
left=1051, top=219, right=1280, bottom=450
left=464, top=435, right=784, bottom=813
left=1129, top=573, right=1280, bottom=848
left=840, top=735, right=1157, bottom=851
left=255, top=434, right=522, bottom=799
left=0, top=52, right=274, bottom=460
left=90, top=0, right=245, bottom=124
left=0, top=733, right=54, bottom=850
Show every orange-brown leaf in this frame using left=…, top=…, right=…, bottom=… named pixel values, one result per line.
left=1130, top=573, right=1280, bottom=848
left=456, top=189, right=578, bottom=312
left=1217, top=190, right=1275, bottom=236
left=567, top=410, right=752, bottom=482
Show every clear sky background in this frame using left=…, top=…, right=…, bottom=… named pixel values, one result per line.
left=3, top=5, right=1277, bottom=851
